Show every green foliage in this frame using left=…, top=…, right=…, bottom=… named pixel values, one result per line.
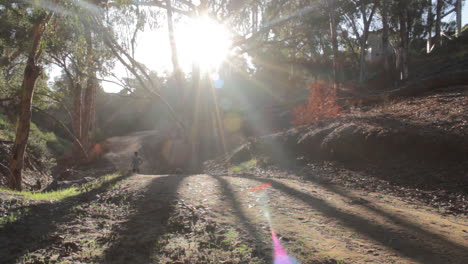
left=0, top=113, right=70, bottom=156
left=1, top=186, right=81, bottom=201
left=28, top=122, right=57, bottom=157
left=229, top=159, right=257, bottom=172
left=0, top=113, right=15, bottom=140
left=47, top=136, right=72, bottom=155
left=0, top=207, right=30, bottom=226
left=0, top=114, right=9, bottom=130
left=0, top=173, right=122, bottom=201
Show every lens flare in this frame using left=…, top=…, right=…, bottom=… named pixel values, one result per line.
left=271, top=230, right=299, bottom=264
left=248, top=183, right=272, bottom=192
left=249, top=183, right=299, bottom=263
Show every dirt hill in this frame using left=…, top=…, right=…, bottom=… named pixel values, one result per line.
left=208, top=86, right=468, bottom=215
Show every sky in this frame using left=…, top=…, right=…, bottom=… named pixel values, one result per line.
left=48, top=16, right=232, bottom=93
left=49, top=4, right=468, bottom=93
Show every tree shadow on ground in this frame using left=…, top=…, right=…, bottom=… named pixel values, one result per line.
left=210, top=175, right=270, bottom=262
left=234, top=175, right=468, bottom=263
left=101, top=175, right=185, bottom=264
left=0, top=173, right=128, bottom=264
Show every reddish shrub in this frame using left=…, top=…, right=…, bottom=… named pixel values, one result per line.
left=292, top=82, right=341, bottom=126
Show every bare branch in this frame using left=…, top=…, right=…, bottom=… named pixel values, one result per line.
left=33, top=106, right=88, bottom=158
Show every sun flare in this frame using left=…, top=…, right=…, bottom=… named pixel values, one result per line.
left=176, top=17, right=232, bottom=73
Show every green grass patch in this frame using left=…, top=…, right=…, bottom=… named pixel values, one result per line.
left=229, top=159, right=257, bottom=172
left=0, top=207, right=30, bottom=226
left=0, top=173, right=121, bottom=201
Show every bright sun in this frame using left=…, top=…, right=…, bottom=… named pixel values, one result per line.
left=176, top=17, right=232, bottom=73
left=101, top=17, right=232, bottom=93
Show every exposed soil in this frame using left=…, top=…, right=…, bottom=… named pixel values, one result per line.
left=249, top=87, right=468, bottom=164
left=1, top=172, right=467, bottom=264
left=212, top=87, right=468, bottom=216
left=348, top=86, right=468, bottom=136
left=0, top=88, right=466, bottom=263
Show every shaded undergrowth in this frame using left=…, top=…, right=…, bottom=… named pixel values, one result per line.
left=0, top=173, right=128, bottom=263
left=152, top=200, right=264, bottom=264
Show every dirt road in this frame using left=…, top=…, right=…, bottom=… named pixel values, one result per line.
left=1, top=173, right=467, bottom=264
left=177, top=174, right=468, bottom=264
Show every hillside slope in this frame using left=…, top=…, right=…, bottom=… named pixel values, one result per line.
left=208, top=86, right=468, bottom=215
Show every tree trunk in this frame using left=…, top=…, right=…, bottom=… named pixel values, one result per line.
left=427, top=0, right=434, bottom=53
left=359, top=36, right=367, bottom=85
left=252, top=5, right=258, bottom=33
left=72, top=82, right=83, bottom=156
left=329, top=7, right=339, bottom=90
left=165, top=0, right=180, bottom=74
left=399, top=6, right=409, bottom=80
left=82, top=75, right=96, bottom=151
left=435, top=0, right=442, bottom=47
left=405, top=7, right=411, bottom=78
left=189, top=62, right=201, bottom=172
left=456, top=0, right=462, bottom=37
left=8, top=16, right=50, bottom=190
left=165, top=0, right=187, bottom=127
left=382, top=0, right=390, bottom=75
left=358, top=1, right=377, bottom=85
left=81, top=26, right=97, bottom=154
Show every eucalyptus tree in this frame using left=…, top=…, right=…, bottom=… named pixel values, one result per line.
left=91, top=1, right=190, bottom=142
left=455, top=0, right=462, bottom=36
left=435, top=0, right=444, bottom=46
left=381, top=0, right=391, bottom=75
left=0, top=0, right=54, bottom=190
left=3, top=0, right=116, bottom=189
left=46, top=3, right=114, bottom=157
left=46, top=13, right=89, bottom=157
left=357, top=0, right=378, bottom=84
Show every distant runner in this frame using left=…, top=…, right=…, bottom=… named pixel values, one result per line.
left=132, top=152, right=143, bottom=173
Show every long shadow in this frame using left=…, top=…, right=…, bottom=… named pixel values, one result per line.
left=309, top=176, right=468, bottom=245
left=101, top=174, right=185, bottom=263
left=0, top=173, right=129, bottom=264
left=320, top=158, right=468, bottom=217
left=210, top=175, right=270, bottom=261
left=234, top=174, right=468, bottom=263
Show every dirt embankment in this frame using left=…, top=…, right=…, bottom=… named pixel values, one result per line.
left=229, top=87, right=467, bottom=164
left=213, top=87, right=468, bottom=215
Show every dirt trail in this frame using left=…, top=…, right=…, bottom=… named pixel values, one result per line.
left=178, top=174, right=468, bottom=264
left=2, top=173, right=467, bottom=264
